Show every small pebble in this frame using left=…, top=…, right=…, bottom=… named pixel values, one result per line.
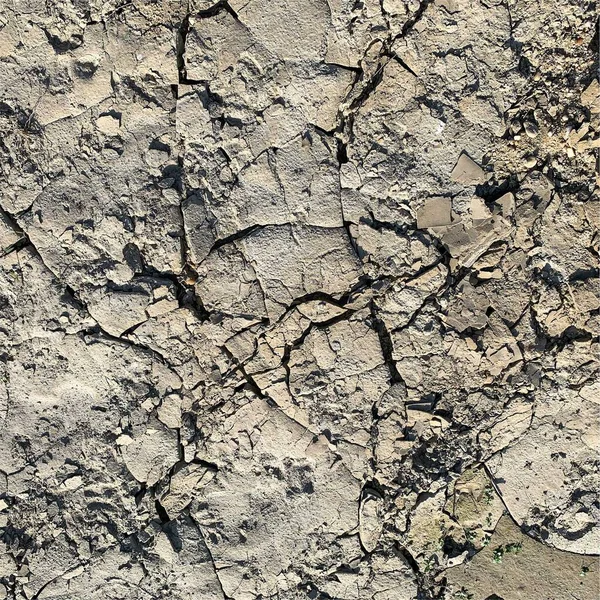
left=524, top=121, right=539, bottom=138
left=524, top=156, right=537, bottom=168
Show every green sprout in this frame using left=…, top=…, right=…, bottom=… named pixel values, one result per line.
left=492, top=542, right=522, bottom=563
left=483, top=484, right=495, bottom=505
left=505, top=542, right=523, bottom=554
left=492, top=547, right=504, bottom=563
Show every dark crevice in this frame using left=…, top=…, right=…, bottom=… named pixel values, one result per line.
left=176, top=14, right=191, bottom=83
left=391, top=54, right=419, bottom=79
left=209, top=224, right=264, bottom=252
left=399, top=0, right=434, bottom=39
left=1, top=210, right=31, bottom=257
left=1, top=235, right=29, bottom=258
left=134, top=484, right=147, bottom=507
left=369, top=299, right=404, bottom=385
left=568, top=267, right=599, bottom=282
left=154, top=499, right=170, bottom=523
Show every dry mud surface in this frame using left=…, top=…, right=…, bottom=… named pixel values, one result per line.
left=0, top=0, right=599, bottom=599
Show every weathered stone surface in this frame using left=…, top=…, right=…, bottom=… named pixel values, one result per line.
left=0, top=0, right=597, bottom=598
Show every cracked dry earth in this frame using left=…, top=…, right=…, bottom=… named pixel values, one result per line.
left=0, top=0, right=599, bottom=599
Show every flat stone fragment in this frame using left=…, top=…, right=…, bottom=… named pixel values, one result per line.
left=417, top=197, right=453, bottom=228
left=581, top=78, right=600, bottom=113
left=451, top=153, right=487, bottom=185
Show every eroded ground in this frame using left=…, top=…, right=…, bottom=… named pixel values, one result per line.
left=0, top=0, right=598, bottom=598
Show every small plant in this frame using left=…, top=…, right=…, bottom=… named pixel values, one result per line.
left=423, top=555, right=437, bottom=574
left=483, top=484, right=495, bottom=505
left=492, top=542, right=522, bottom=564
left=505, top=542, right=523, bottom=555
left=492, top=546, right=504, bottom=563
left=453, top=588, right=473, bottom=600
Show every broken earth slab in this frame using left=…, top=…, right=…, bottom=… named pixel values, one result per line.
left=445, top=514, right=599, bottom=600
left=194, top=224, right=362, bottom=321
left=191, top=397, right=368, bottom=598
